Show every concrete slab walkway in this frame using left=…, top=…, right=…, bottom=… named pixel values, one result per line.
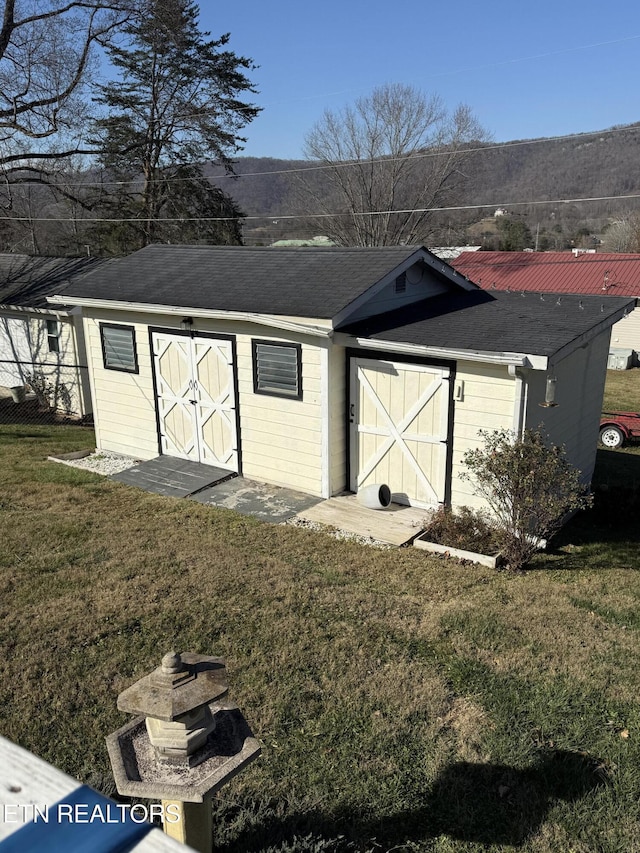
left=191, top=477, right=321, bottom=523
left=109, top=455, right=319, bottom=523
left=108, top=455, right=425, bottom=543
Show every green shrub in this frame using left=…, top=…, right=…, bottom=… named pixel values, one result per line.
left=462, top=428, right=593, bottom=571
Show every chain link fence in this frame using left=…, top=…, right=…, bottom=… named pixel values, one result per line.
left=0, top=361, right=93, bottom=427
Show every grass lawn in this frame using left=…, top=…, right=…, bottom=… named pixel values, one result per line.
left=1, top=406, right=640, bottom=851
left=602, top=366, right=640, bottom=413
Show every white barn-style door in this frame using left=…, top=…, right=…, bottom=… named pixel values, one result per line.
left=349, top=358, right=450, bottom=506
left=152, top=332, right=238, bottom=471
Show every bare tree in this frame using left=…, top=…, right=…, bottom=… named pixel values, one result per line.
left=0, top=1, right=141, bottom=253
left=0, top=1, right=137, bottom=179
left=299, top=83, right=488, bottom=246
left=602, top=214, right=640, bottom=253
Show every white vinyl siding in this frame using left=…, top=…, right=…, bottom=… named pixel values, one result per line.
left=0, top=313, right=89, bottom=416
left=609, top=309, right=640, bottom=362
left=84, top=311, right=326, bottom=494
left=449, top=336, right=610, bottom=511
left=0, top=316, right=29, bottom=387
left=238, top=333, right=324, bottom=495
left=450, top=361, right=516, bottom=509
left=329, top=345, right=347, bottom=495
left=85, top=314, right=157, bottom=457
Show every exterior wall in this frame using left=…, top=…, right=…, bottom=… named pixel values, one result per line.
left=524, top=331, right=610, bottom=485
left=84, top=311, right=157, bottom=458
left=0, top=311, right=89, bottom=415
left=442, top=335, right=609, bottom=511
left=235, top=332, right=325, bottom=495
left=329, top=344, right=347, bottom=495
left=83, top=310, right=327, bottom=495
left=70, top=313, right=93, bottom=416
left=609, top=308, right=640, bottom=363
left=0, top=314, right=29, bottom=387
left=449, top=361, right=516, bottom=510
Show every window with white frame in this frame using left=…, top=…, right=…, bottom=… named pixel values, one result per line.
left=100, top=323, right=139, bottom=373
left=252, top=339, right=302, bottom=399
left=46, top=319, right=61, bottom=353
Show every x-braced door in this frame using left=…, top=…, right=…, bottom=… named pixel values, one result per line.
left=349, top=358, right=450, bottom=506
left=152, top=332, right=238, bottom=471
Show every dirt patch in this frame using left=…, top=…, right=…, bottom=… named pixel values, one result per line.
left=441, top=696, right=492, bottom=762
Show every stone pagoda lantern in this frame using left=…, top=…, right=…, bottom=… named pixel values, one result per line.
left=107, top=651, right=261, bottom=852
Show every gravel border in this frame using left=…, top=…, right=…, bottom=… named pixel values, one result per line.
left=48, top=450, right=142, bottom=476
left=284, top=515, right=391, bottom=548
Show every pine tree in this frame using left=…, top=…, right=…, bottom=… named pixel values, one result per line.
left=91, top=0, right=258, bottom=250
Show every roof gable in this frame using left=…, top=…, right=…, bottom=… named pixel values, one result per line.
left=451, top=252, right=640, bottom=297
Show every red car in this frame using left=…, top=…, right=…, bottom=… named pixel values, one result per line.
left=599, top=411, right=640, bottom=448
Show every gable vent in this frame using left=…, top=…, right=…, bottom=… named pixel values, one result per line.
left=394, top=272, right=407, bottom=294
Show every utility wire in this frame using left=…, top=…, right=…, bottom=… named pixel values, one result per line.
left=4, top=191, right=640, bottom=224
left=9, top=123, right=640, bottom=190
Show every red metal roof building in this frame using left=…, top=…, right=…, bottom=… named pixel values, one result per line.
left=451, top=251, right=640, bottom=363
left=450, top=251, right=640, bottom=297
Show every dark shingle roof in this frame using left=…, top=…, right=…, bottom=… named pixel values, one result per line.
left=339, top=289, right=635, bottom=358
left=52, top=245, right=634, bottom=358
left=0, top=254, right=109, bottom=310
left=59, top=244, right=431, bottom=318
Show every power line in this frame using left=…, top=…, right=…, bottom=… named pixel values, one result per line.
left=5, top=191, right=640, bottom=224
left=7, top=123, right=640, bottom=190
left=26, top=27, right=638, bottom=195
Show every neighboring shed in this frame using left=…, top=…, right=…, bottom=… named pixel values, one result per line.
left=428, top=245, right=481, bottom=260
left=50, top=245, right=633, bottom=510
left=0, top=254, right=109, bottom=416
left=451, top=251, right=640, bottom=364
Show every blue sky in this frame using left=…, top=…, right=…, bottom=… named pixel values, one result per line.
left=197, top=0, right=640, bottom=159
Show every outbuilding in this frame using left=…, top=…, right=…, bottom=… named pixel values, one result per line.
left=50, top=245, right=634, bottom=509
left=0, top=254, right=106, bottom=416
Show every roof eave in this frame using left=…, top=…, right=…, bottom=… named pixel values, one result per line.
left=46, top=295, right=332, bottom=339
left=0, top=302, right=71, bottom=315
left=334, top=332, right=547, bottom=369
